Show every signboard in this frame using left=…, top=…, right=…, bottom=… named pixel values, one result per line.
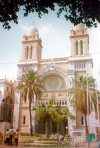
left=89, top=118, right=100, bottom=127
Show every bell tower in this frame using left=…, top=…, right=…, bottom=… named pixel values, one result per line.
left=70, top=23, right=89, bottom=57
left=68, top=24, right=93, bottom=78
left=13, top=23, right=43, bottom=131
left=21, top=23, right=42, bottom=61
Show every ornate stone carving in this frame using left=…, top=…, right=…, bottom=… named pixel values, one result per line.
left=48, top=77, right=59, bottom=89
left=41, top=92, right=67, bottom=99
left=22, top=65, right=33, bottom=73
left=38, top=63, right=68, bottom=76
left=42, top=75, right=66, bottom=91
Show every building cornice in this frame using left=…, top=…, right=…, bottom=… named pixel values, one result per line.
left=69, top=34, right=89, bottom=38
left=22, top=40, right=42, bottom=48
left=68, top=56, right=92, bottom=62
left=17, top=61, right=39, bottom=66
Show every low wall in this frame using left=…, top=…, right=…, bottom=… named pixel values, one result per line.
left=34, top=140, right=62, bottom=145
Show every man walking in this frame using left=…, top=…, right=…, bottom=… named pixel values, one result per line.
left=9, top=126, right=14, bottom=146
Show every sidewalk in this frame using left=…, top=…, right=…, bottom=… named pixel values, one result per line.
left=78, top=138, right=98, bottom=148
left=0, top=139, right=98, bottom=148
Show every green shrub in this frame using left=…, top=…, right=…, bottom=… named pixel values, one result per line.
left=20, top=132, right=42, bottom=137
left=20, top=132, right=30, bottom=136
left=88, top=133, right=93, bottom=136
left=12, top=137, right=16, bottom=146
left=38, top=137, right=58, bottom=141
left=33, top=133, right=42, bottom=137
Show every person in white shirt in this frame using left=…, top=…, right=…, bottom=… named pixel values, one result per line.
left=59, top=133, right=64, bottom=141
left=9, top=126, right=14, bottom=146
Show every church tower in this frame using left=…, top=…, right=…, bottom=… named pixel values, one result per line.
left=17, top=22, right=42, bottom=77
left=21, top=23, right=42, bottom=62
left=69, top=23, right=93, bottom=77
left=13, top=23, right=42, bottom=131
left=68, top=24, right=94, bottom=132
left=70, top=23, right=89, bottom=56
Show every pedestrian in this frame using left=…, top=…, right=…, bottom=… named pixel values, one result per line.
left=59, top=133, right=64, bottom=141
left=5, top=129, right=10, bottom=145
left=55, top=133, right=59, bottom=140
left=14, top=129, right=19, bottom=147
left=97, top=132, right=100, bottom=148
left=9, top=126, right=14, bottom=146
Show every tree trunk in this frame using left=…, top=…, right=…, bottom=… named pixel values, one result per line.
left=29, top=98, right=32, bottom=136
left=84, top=114, right=88, bottom=136
left=57, top=123, right=60, bottom=134
left=45, top=119, right=49, bottom=138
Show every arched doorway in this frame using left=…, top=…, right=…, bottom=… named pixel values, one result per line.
left=36, top=74, right=69, bottom=135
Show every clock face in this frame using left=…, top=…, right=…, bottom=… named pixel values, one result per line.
left=42, top=75, right=66, bottom=91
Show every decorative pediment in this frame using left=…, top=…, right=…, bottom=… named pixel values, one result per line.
left=38, top=63, right=68, bottom=76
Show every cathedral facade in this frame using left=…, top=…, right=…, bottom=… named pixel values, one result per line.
left=13, top=23, right=94, bottom=135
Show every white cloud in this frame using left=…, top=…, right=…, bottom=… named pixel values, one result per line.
left=89, top=26, right=100, bottom=42
left=20, top=24, right=29, bottom=32
left=39, top=26, right=50, bottom=34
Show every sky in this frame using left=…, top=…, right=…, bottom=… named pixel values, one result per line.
left=0, top=7, right=100, bottom=86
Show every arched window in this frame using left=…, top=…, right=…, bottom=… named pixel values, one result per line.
left=30, top=46, right=33, bottom=59
left=22, top=116, right=26, bottom=124
left=80, top=40, right=83, bottom=54
left=75, top=41, right=78, bottom=55
left=80, top=115, right=84, bottom=125
left=26, top=46, right=29, bottom=59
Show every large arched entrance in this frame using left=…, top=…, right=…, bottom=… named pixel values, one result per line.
left=36, top=74, right=69, bottom=135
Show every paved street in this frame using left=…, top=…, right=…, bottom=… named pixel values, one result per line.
left=79, top=138, right=98, bottom=148
left=0, top=138, right=98, bottom=148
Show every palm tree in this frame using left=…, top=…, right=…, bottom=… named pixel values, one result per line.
left=53, top=106, right=75, bottom=134
left=32, top=99, right=75, bottom=137
left=16, top=70, right=44, bottom=136
left=68, top=75, right=98, bottom=135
